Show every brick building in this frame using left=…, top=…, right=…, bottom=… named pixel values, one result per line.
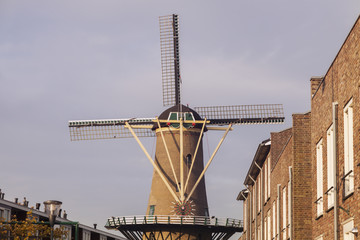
left=237, top=113, right=311, bottom=240
left=0, top=192, right=125, bottom=240
left=311, top=15, right=360, bottom=240
left=238, top=14, right=360, bottom=240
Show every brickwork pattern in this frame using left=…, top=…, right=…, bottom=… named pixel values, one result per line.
left=311, top=16, right=360, bottom=240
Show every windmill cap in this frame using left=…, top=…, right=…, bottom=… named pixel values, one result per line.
left=152, top=104, right=207, bottom=131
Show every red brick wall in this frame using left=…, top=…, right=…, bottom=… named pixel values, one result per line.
left=311, top=16, right=360, bottom=240
left=292, top=113, right=312, bottom=239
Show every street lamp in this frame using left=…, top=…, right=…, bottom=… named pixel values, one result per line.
left=43, top=200, right=62, bottom=240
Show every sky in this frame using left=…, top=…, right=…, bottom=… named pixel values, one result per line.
left=0, top=1, right=359, bottom=239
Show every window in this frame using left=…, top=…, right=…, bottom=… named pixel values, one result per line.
left=0, top=208, right=10, bottom=221
left=253, top=185, right=256, bottom=220
left=186, top=154, right=192, bottom=166
left=149, top=205, right=155, bottom=215
left=316, top=139, right=324, bottom=217
left=244, top=202, right=247, bottom=231
left=267, top=210, right=271, bottom=240
left=82, top=230, right=91, bottom=240
left=60, top=226, right=71, bottom=240
left=287, top=181, right=291, bottom=236
left=268, top=156, right=271, bottom=199
left=257, top=175, right=261, bottom=213
left=344, top=99, right=354, bottom=196
left=264, top=162, right=268, bottom=204
left=342, top=218, right=354, bottom=240
left=264, top=215, right=267, bottom=240
left=272, top=201, right=276, bottom=239
left=282, top=187, right=287, bottom=240
left=326, top=124, right=335, bottom=208
left=315, top=235, right=323, bottom=240
left=204, top=208, right=209, bottom=217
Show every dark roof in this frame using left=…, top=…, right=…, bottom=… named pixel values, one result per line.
left=152, top=104, right=207, bottom=131
left=244, top=139, right=271, bottom=185
left=236, top=189, right=249, bottom=201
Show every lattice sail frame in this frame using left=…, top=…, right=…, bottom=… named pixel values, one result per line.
left=160, top=14, right=181, bottom=107
left=69, top=118, right=155, bottom=141
left=194, top=104, right=284, bottom=125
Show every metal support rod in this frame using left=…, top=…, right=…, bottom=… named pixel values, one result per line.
left=248, top=175, right=256, bottom=183
left=125, top=122, right=180, bottom=202
left=254, top=161, right=262, bottom=170
left=184, top=118, right=207, bottom=192
left=180, top=118, right=184, bottom=202
left=156, top=118, right=181, bottom=194
left=186, top=124, right=232, bottom=202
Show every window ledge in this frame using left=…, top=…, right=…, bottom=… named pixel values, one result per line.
left=326, top=206, right=334, bottom=213
left=315, top=214, right=323, bottom=220
left=343, top=191, right=354, bottom=201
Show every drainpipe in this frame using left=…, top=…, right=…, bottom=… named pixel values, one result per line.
left=333, top=102, right=338, bottom=240
left=277, top=184, right=281, bottom=240
left=245, top=185, right=251, bottom=240
left=254, top=161, right=264, bottom=240
left=249, top=175, right=257, bottom=239
left=289, top=166, right=292, bottom=240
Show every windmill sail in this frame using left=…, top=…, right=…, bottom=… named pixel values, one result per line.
left=68, top=118, right=155, bottom=141
left=194, top=104, right=285, bottom=125
left=160, top=14, right=181, bottom=107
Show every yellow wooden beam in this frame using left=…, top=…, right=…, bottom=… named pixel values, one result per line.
left=156, top=118, right=181, bottom=194
left=180, top=118, right=184, bottom=202
left=125, top=122, right=180, bottom=202
left=184, top=118, right=207, bottom=193
left=186, top=124, right=232, bottom=202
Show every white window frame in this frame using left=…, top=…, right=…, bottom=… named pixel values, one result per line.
left=244, top=201, right=247, bottom=231
left=253, top=184, right=256, bottom=220
left=326, top=124, right=335, bottom=208
left=264, top=162, right=268, bottom=204
left=258, top=175, right=261, bottom=213
left=267, top=210, right=271, bottom=240
left=315, top=235, right=324, bottom=240
left=82, top=230, right=91, bottom=240
left=342, top=218, right=354, bottom=240
left=287, top=181, right=291, bottom=236
left=344, top=99, right=354, bottom=196
left=264, top=215, right=267, bottom=240
left=272, top=201, right=276, bottom=239
left=316, top=139, right=324, bottom=217
left=268, top=156, right=271, bottom=199
left=282, top=187, right=287, bottom=240
left=0, top=208, right=10, bottom=221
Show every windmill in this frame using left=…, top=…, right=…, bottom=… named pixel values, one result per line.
left=69, top=14, right=284, bottom=240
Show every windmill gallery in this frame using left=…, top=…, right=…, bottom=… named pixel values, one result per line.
left=68, top=15, right=284, bottom=240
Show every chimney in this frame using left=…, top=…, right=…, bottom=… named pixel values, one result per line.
left=36, top=203, right=41, bottom=210
left=94, top=224, right=97, bottom=229
left=310, top=76, right=324, bottom=97
left=63, top=210, right=67, bottom=219
left=1, top=193, right=4, bottom=199
left=15, top=198, right=18, bottom=204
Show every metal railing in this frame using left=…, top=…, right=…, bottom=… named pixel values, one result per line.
left=106, top=215, right=243, bottom=229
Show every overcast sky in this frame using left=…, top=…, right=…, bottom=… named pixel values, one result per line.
left=1, top=1, right=359, bottom=239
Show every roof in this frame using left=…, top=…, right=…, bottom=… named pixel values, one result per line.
left=0, top=198, right=125, bottom=239
left=243, top=139, right=271, bottom=185
left=236, top=189, right=249, bottom=201
left=152, top=104, right=207, bottom=131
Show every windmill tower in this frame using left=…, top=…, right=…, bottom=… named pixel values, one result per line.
left=69, top=14, right=284, bottom=240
